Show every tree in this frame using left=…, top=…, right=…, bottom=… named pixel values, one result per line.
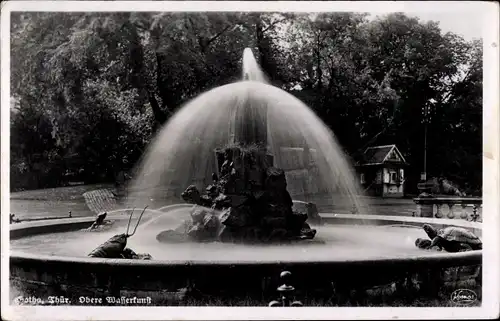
left=10, top=12, right=482, bottom=192
left=281, top=13, right=400, bottom=152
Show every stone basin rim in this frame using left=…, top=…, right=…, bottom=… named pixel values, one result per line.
left=9, top=203, right=483, bottom=267
left=9, top=249, right=482, bottom=267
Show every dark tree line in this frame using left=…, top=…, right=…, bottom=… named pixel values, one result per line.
left=10, top=12, right=482, bottom=194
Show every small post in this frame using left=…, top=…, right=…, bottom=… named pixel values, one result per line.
left=460, top=203, right=468, bottom=219
left=268, top=271, right=303, bottom=307
left=446, top=204, right=455, bottom=219
left=435, top=204, right=443, bottom=218
left=471, top=205, right=480, bottom=222
left=10, top=214, right=20, bottom=223
left=414, top=193, right=434, bottom=218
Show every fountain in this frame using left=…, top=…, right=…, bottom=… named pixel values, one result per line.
left=9, top=49, right=482, bottom=306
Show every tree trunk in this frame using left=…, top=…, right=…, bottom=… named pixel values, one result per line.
left=126, top=19, right=167, bottom=127
left=256, top=18, right=277, bottom=84
left=316, top=33, right=323, bottom=90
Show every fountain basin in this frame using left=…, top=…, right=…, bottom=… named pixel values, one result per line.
left=9, top=205, right=482, bottom=306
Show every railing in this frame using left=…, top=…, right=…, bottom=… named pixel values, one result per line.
left=413, top=194, right=482, bottom=222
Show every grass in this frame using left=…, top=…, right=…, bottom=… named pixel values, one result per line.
left=9, top=184, right=114, bottom=219
left=10, top=183, right=114, bottom=201
left=180, top=298, right=480, bottom=307
left=175, top=276, right=481, bottom=307
left=177, top=287, right=482, bottom=307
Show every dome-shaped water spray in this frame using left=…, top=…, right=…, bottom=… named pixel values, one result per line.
left=127, top=48, right=365, bottom=214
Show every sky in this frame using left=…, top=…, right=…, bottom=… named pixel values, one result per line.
left=392, top=12, right=483, bottom=41
left=365, top=1, right=487, bottom=41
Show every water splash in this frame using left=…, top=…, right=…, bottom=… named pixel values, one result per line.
left=127, top=48, right=366, bottom=213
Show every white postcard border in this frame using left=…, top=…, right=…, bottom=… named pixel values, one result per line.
left=1, top=1, right=499, bottom=320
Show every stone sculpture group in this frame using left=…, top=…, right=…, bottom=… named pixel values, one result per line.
left=156, top=145, right=322, bottom=244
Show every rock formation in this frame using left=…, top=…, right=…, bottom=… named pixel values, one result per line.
left=156, top=144, right=318, bottom=244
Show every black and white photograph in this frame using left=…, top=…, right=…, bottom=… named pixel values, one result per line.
left=1, top=1, right=499, bottom=320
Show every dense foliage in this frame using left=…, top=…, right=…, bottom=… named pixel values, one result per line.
left=10, top=12, right=482, bottom=194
